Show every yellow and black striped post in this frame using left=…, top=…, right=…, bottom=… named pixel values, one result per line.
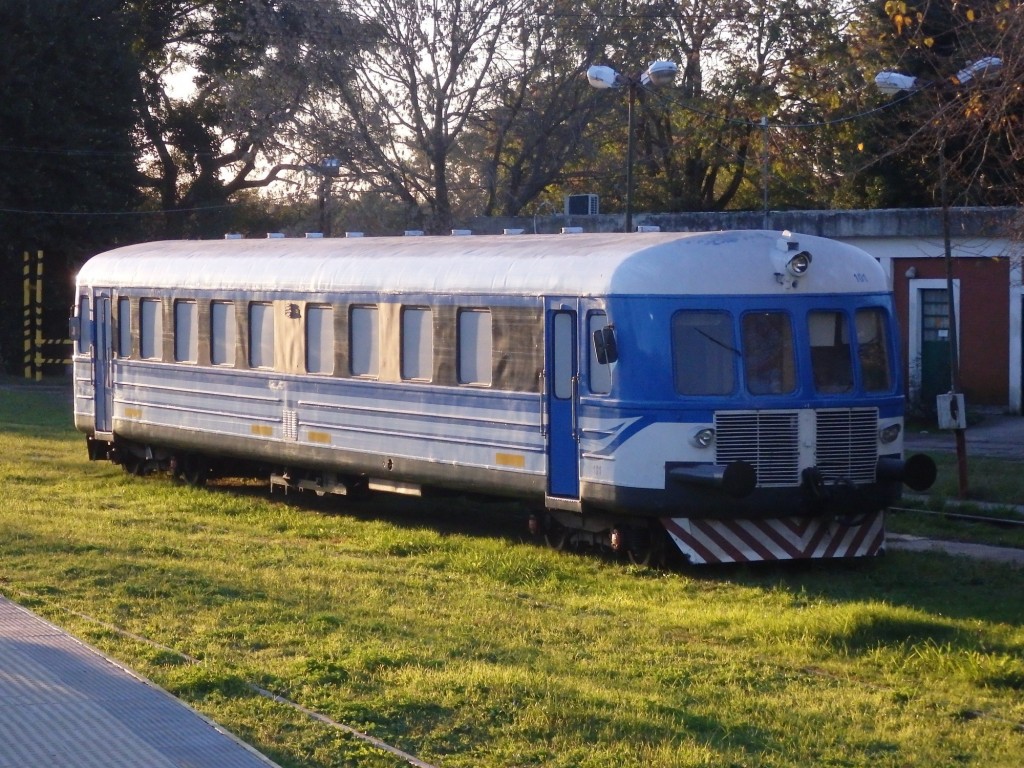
left=34, top=250, right=43, bottom=381
left=21, top=250, right=67, bottom=381
left=22, top=251, right=34, bottom=380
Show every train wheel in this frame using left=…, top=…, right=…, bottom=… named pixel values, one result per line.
left=121, top=450, right=155, bottom=476
left=122, top=457, right=145, bottom=476
left=181, top=455, right=209, bottom=487
left=627, top=526, right=665, bottom=567
left=543, top=518, right=573, bottom=551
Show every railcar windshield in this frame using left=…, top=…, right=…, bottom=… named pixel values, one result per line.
left=809, top=311, right=853, bottom=393
left=742, top=312, right=796, bottom=394
left=672, top=311, right=737, bottom=395
left=855, top=307, right=892, bottom=392
left=670, top=304, right=895, bottom=397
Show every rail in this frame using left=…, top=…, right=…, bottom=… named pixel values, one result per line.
left=889, top=506, right=1024, bottom=527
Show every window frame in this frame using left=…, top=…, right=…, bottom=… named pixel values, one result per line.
left=139, top=298, right=163, bottom=361
left=248, top=301, right=275, bottom=369
left=174, top=299, right=199, bottom=363
left=210, top=300, right=236, bottom=367
left=741, top=311, right=797, bottom=396
left=456, top=307, right=493, bottom=386
left=305, top=303, right=335, bottom=375
left=587, top=311, right=612, bottom=395
left=349, top=304, right=380, bottom=377
left=671, top=309, right=737, bottom=396
left=401, top=305, right=433, bottom=382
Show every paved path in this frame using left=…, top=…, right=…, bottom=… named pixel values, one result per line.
left=886, top=534, right=1024, bottom=566
left=904, top=409, right=1024, bottom=461
left=0, top=596, right=279, bottom=768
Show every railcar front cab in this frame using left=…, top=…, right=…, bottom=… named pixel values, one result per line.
left=619, top=242, right=937, bottom=520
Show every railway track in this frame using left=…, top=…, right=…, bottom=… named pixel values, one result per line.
left=889, top=505, right=1024, bottom=527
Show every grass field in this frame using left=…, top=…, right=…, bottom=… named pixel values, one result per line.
left=1, top=386, right=1023, bottom=767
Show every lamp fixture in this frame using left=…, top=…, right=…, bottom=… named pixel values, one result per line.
left=586, top=59, right=678, bottom=233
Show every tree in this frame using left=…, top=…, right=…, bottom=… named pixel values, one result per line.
left=872, top=0, right=1024, bottom=208
left=472, top=0, right=621, bottom=217
left=305, top=0, right=538, bottom=234
left=125, top=0, right=363, bottom=238
left=0, top=0, right=142, bottom=373
left=544, top=0, right=875, bottom=216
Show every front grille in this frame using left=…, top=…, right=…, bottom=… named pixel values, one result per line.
left=815, top=408, right=878, bottom=483
left=714, top=408, right=879, bottom=488
left=715, top=411, right=800, bottom=487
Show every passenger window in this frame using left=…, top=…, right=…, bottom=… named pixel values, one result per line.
left=77, top=296, right=91, bottom=355
left=140, top=298, right=163, bottom=360
left=249, top=302, right=274, bottom=369
left=210, top=301, right=236, bottom=366
left=856, top=308, right=892, bottom=392
left=588, top=312, right=611, bottom=395
left=672, top=310, right=736, bottom=395
left=457, top=309, right=492, bottom=385
left=117, top=298, right=131, bottom=357
left=808, top=311, right=853, bottom=394
left=306, top=304, right=334, bottom=375
left=552, top=312, right=574, bottom=399
left=401, top=307, right=432, bottom=381
left=741, top=312, right=796, bottom=395
left=174, top=300, right=198, bottom=363
left=350, top=305, right=379, bottom=376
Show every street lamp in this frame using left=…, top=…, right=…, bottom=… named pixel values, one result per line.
left=874, top=56, right=1002, bottom=498
left=307, top=157, right=340, bottom=237
left=587, top=60, right=678, bottom=233
left=874, top=56, right=1002, bottom=95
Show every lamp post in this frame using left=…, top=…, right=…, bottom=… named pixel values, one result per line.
left=587, top=60, right=678, bottom=233
left=308, top=157, right=340, bottom=237
left=874, top=56, right=1002, bottom=498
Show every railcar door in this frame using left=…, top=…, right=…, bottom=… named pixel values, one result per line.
left=93, top=293, right=113, bottom=434
left=545, top=300, right=580, bottom=502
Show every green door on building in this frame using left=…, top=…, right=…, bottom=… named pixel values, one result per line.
left=920, top=287, right=952, bottom=409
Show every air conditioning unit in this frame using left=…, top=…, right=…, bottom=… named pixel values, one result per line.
left=565, top=194, right=599, bottom=216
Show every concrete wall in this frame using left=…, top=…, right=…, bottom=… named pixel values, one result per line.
left=470, top=206, right=1020, bottom=239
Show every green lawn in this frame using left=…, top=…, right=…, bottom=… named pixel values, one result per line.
left=1, top=386, right=1023, bottom=767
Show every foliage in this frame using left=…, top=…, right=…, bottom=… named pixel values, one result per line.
left=0, top=0, right=142, bottom=373
left=301, top=0, right=550, bottom=233
left=874, top=0, right=1024, bottom=208
left=2, top=387, right=1024, bottom=767
left=4, top=1, right=1024, bottom=245
left=125, top=0, right=363, bottom=238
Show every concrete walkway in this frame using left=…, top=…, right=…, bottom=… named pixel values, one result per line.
left=903, top=408, right=1024, bottom=461
left=0, top=596, right=279, bottom=768
left=885, top=533, right=1024, bottom=567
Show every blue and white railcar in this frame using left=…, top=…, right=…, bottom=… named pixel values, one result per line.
left=72, top=230, right=935, bottom=564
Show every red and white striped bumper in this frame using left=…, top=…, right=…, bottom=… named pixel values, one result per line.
left=663, top=512, right=885, bottom=564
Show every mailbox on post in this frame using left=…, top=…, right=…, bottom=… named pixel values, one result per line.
left=937, top=393, right=967, bottom=430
